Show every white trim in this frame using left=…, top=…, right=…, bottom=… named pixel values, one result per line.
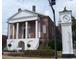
left=9, top=17, right=38, bottom=23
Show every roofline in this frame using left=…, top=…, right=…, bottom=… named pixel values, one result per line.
left=8, top=9, right=48, bottom=20
left=59, top=10, right=72, bottom=13
left=24, top=9, right=47, bottom=16
left=59, top=8, right=72, bottom=13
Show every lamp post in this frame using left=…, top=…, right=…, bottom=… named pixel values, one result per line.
left=48, top=0, right=57, bottom=59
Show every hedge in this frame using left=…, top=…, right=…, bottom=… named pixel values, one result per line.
left=48, top=39, right=62, bottom=51
left=23, top=49, right=55, bottom=57
left=4, top=49, right=55, bottom=58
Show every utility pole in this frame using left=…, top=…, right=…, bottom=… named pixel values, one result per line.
left=48, top=0, right=57, bottom=59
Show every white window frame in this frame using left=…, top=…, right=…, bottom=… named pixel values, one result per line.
left=43, top=25, right=46, bottom=33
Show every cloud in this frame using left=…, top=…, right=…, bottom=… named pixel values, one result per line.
left=2, top=0, right=76, bottom=35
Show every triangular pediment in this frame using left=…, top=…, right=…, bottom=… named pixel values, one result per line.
left=9, top=10, right=38, bottom=20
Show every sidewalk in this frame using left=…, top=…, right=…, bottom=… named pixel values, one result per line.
left=2, top=56, right=76, bottom=59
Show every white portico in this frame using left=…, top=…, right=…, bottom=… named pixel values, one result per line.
left=7, top=9, right=40, bottom=51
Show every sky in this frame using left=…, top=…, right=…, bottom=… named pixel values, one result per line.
left=2, top=0, right=76, bottom=35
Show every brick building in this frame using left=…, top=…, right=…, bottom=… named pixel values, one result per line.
left=7, top=6, right=56, bottom=51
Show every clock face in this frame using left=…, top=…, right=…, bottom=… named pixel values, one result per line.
left=63, top=15, right=70, bottom=22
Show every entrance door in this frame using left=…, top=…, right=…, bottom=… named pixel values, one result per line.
left=18, top=41, right=25, bottom=50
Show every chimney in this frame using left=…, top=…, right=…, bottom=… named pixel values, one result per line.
left=18, top=8, right=21, bottom=12
left=32, top=5, right=36, bottom=12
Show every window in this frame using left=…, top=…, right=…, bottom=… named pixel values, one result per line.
left=42, top=25, right=46, bottom=33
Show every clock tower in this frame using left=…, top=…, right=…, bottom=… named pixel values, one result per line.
left=59, top=7, right=75, bottom=58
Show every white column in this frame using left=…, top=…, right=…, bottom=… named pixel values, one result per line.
left=38, top=22, right=41, bottom=38
left=35, top=21, right=38, bottom=38
left=12, top=24, right=15, bottom=39
left=16, top=23, right=19, bottom=39
left=8, top=24, right=10, bottom=39
left=25, top=22, right=28, bottom=39
left=22, top=27, right=23, bottom=39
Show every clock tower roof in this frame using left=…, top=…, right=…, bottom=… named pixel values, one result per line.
left=59, top=6, right=72, bottom=13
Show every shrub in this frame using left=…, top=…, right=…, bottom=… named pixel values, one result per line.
left=48, top=39, right=62, bottom=51
left=5, top=49, right=55, bottom=57
left=23, top=49, right=55, bottom=57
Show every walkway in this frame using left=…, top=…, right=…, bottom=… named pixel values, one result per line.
left=2, top=56, right=76, bottom=59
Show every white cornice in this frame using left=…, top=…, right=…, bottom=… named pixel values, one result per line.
left=8, top=16, right=38, bottom=23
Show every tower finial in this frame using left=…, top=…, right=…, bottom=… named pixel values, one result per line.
left=63, top=6, right=67, bottom=12
left=64, top=6, right=66, bottom=10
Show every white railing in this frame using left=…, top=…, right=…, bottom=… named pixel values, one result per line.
left=27, top=38, right=39, bottom=50
left=7, top=38, right=39, bottom=50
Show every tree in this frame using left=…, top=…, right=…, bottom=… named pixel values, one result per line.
left=72, top=16, right=76, bottom=49
left=2, top=35, right=7, bottom=51
left=72, top=16, right=76, bottom=41
left=72, top=16, right=76, bottom=32
left=48, top=27, right=62, bottom=51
